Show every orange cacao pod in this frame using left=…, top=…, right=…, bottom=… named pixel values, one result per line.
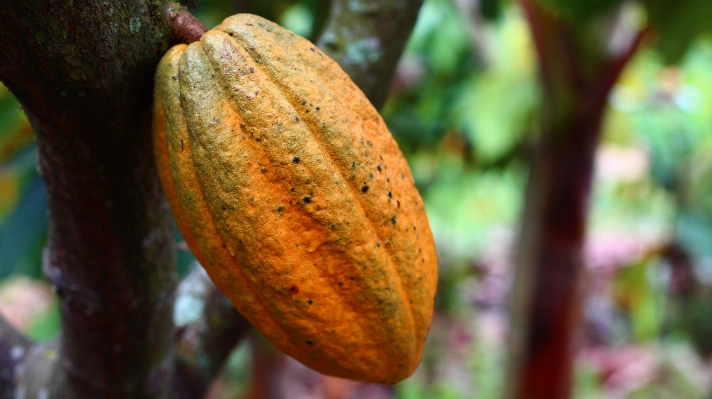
left=153, top=14, right=438, bottom=384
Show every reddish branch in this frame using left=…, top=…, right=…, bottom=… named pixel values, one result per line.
left=506, top=2, right=649, bottom=399
left=166, top=3, right=208, bottom=45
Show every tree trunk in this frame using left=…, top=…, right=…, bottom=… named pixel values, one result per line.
left=0, top=1, right=176, bottom=398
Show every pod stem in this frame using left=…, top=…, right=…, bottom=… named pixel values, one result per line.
left=166, top=3, right=208, bottom=44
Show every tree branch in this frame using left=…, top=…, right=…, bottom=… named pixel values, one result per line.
left=317, top=0, right=424, bottom=110
left=165, top=3, right=208, bottom=45
left=171, top=264, right=250, bottom=399
left=0, top=316, right=32, bottom=398
left=505, top=3, right=647, bottom=398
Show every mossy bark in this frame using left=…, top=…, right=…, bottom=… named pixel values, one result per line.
left=0, top=1, right=176, bottom=398
left=317, top=0, right=424, bottom=110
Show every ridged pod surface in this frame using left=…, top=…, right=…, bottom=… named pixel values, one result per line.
left=153, top=14, right=438, bottom=384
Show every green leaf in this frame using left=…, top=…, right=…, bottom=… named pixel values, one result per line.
left=644, top=0, right=712, bottom=64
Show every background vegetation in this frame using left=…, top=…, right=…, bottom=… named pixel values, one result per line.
left=2, top=0, right=712, bottom=397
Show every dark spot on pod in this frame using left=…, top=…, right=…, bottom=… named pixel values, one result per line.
left=380, top=155, right=383, bottom=160
left=222, top=206, right=226, bottom=210
left=410, top=300, right=413, bottom=304
left=316, top=106, right=320, bottom=111
left=289, top=285, right=299, bottom=294
left=388, top=192, right=392, bottom=198
left=391, top=216, right=397, bottom=225
left=295, top=116, right=300, bottom=122
left=276, top=205, right=285, bottom=212
left=401, top=173, right=405, bottom=179
left=386, top=178, right=390, bottom=183
left=180, top=140, right=184, bottom=152
left=307, top=299, right=313, bottom=305
left=369, top=173, right=374, bottom=179
left=246, top=23, right=253, bottom=26
left=310, top=47, right=315, bottom=52
left=249, top=67, right=254, bottom=73
left=361, top=185, right=369, bottom=193
left=338, top=282, right=343, bottom=286
left=254, top=91, right=259, bottom=96
left=351, top=162, right=356, bottom=169
left=414, top=226, right=417, bottom=230
left=377, top=242, right=381, bottom=247
left=211, top=73, right=214, bottom=78
left=397, top=200, right=400, bottom=208
left=418, top=276, right=424, bottom=281
left=302, top=100, right=307, bottom=105
left=261, top=168, right=268, bottom=173
left=377, top=165, right=382, bottom=172
left=292, top=156, right=300, bottom=164
left=305, top=340, right=314, bottom=345
left=377, top=300, right=383, bottom=305
left=303, top=196, right=311, bottom=204
left=349, top=276, right=355, bottom=280
left=222, top=244, right=226, bottom=248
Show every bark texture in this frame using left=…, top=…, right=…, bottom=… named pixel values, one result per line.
left=317, top=0, right=424, bottom=110
left=0, top=318, right=32, bottom=398
left=0, top=1, right=176, bottom=398
left=172, top=265, right=250, bottom=399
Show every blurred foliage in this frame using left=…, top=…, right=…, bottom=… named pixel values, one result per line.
left=3, top=0, right=712, bottom=397
left=536, top=0, right=626, bottom=20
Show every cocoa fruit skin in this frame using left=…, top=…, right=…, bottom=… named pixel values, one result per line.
left=153, top=14, right=438, bottom=384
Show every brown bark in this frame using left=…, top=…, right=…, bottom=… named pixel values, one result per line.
left=317, top=0, right=424, bottom=110
left=0, top=1, right=176, bottom=398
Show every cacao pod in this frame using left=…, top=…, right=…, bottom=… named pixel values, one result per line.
left=153, top=14, right=438, bottom=384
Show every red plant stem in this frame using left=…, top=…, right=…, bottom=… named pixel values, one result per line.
left=249, top=331, right=285, bottom=399
left=507, top=2, right=649, bottom=399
